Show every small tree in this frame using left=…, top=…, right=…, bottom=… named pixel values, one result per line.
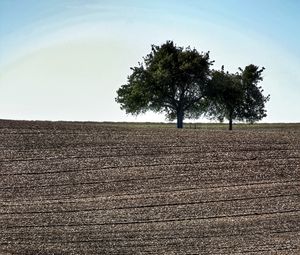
left=116, top=41, right=213, bottom=128
left=207, top=65, right=270, bottom=130
left=238, top=65, right=270, bottom=124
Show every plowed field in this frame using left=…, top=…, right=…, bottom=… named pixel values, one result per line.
left=0, top=120, right=299, bottom=254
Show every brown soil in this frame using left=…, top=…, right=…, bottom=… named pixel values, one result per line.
left=0, top=120, right=299, bottom=254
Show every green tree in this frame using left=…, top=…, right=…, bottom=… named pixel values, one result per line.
left=207, top=65, right=270, bottom=130
left=115, top=41, right=213, bottom=128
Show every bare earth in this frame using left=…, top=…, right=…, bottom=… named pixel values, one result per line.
left=0, top=120, right=299, bottom=254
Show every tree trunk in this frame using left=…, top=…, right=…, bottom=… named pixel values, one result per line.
left=177, top=109, right=184, bottom=129
left=229, top=111, right=233, bottom=130
left=229, top=118, right=233, bottom=130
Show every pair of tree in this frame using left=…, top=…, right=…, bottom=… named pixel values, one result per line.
left=116, top=41, right=269, bottom=130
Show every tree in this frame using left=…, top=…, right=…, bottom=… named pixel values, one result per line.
left=115, top=41, right=213, bottom=128
left=206, top=67, right=242, bottom=130
left=207, top=65, right=270, bottom=130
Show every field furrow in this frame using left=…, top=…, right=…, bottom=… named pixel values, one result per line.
left=0, top=120, right=299, bottom=254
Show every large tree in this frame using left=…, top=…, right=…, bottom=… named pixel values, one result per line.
left=207, top=65, right=270, bottom=130
left=116, top=41, right=213, bottom=128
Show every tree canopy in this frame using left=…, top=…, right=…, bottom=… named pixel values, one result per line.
left=206, top=65, right=270, bottom=130
left=116, top=41, right=213, bottom=128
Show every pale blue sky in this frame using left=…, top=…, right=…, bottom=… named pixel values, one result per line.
left=0, top=0, right=299, bottom=122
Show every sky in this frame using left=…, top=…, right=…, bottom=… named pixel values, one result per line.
left=0, top=0, right=299, bottom=123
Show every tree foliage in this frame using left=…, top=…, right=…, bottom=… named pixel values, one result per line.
left=116, top=41, right=213, bottom=128
left=207, top=65, right=270, bottom=130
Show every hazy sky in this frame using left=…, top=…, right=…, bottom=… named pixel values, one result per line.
left=0, top=0, right=299, bottom=122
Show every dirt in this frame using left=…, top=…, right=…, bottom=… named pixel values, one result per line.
left=0, top=120, right=299, bottom=254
